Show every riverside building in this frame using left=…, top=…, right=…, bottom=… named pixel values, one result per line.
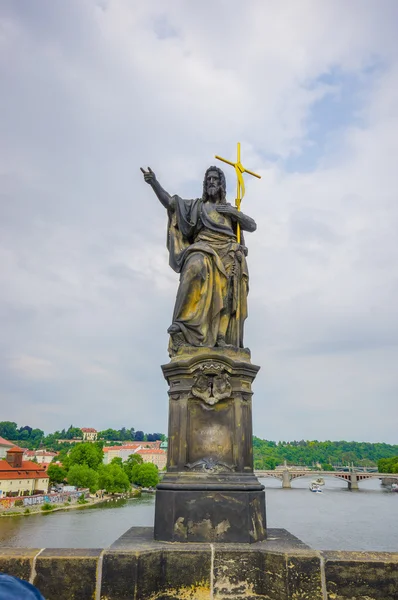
left=0, top=446, right=49, bottom=497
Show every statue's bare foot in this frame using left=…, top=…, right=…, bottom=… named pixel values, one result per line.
left=168, top=331, right=189, bottom=358
left=172, top=332, right=185, bottom=347
left=216, top=335, right=233, bottom=348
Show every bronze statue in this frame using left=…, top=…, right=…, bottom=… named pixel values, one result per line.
left=141, top=165, right=257, bottom=355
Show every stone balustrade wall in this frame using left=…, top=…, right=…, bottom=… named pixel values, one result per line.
left=0, top=528, right=397, bottom=600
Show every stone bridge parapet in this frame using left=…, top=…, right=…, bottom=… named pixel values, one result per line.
left=0, top=527, right=397, bottom=599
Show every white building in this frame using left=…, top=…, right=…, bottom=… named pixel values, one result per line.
left=103, top=443, right=143, bottom=464
left=23, top=450, right=59, bottom=465
left=81, top=428, right=98, bottom=442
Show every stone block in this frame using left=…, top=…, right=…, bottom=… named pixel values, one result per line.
left=101, top=552, right=137, bottom=600
left=213, top=549, right=269, bottom=598
left=155, top=489, right=265, bottom=543
left=0, top=547, right=38, bottom=582
left=136, top=550, right=211, bottom=600
left=286, top=554, right=323, bottom=599
left=212, top=545, right=322, bottom=600
left=324, top=551, right=398, bottom=600
left=101, top=548, right=212, bottom=600
left=33, top=548, right=101, bottom=600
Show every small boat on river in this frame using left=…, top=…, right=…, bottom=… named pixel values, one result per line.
left=310, top=483, right=323, bottom=493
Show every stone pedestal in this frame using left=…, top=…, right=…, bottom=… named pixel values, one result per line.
left=154, top=347, right=266, bottom=543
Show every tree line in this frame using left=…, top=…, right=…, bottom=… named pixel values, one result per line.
left=253, top=438, right=398, bottom=470
left=2, top=421, right=396, bottom=471
left=0, top=422, right=165, bottom=451
left=47, top=443, right=160, bottom=493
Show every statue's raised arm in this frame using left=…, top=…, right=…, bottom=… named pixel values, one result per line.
left=140, top=167, right=173, bottom=211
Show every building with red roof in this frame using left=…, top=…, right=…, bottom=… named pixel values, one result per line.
left=135, top=448, right=167, bottom=470
left=0, top=446, right=49, bottom=498
left=23, top=449, right=59, bottom=465
left=81, top=428, right=98, bottom=442
left=103, top=443, right=143, bottom=464
left=102, top=441, right=164, bottom=464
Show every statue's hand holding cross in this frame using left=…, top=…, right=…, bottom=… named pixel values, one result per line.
left=215, top=143, right=261, bottom=243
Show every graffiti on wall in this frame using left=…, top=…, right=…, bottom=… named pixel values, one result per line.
left=0, top=490, right=87, bottom=509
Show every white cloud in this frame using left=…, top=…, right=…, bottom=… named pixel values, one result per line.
left=8, top=355, right=55, bottom=380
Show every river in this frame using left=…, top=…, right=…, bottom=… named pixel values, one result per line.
left=0, top=477, right=397, bottom=551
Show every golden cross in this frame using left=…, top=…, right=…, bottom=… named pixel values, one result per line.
left=215, top=142, right=261, bottom=243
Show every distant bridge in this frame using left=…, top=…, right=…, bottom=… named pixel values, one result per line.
left=254, top=469, right=398, bottom=490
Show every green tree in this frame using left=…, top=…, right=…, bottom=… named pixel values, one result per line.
left=55, top=448, right=69, bottom=464
left=98, top=464, right=130, bottom=493
left=47, top=464, right=67, bottom=484
left=30, top=428, right=44, bottom=444
left=378, top=457, right=398, bottom=473
left=110, top=457, right=123, bottom=467
left=0, top=421, right=19, bottom=440
left=68, top=464, right=99, bottom=493
left=98, top=428, right=120, bottom=441
left=123, top=453, right=144, bottom=482
left=65, top=426, right=83, bottom=440
left=321, top=463, right=334, bottom=471
left=265, top=457, right=277, bottom=470
left=131, top=463, right=159, bottom=488
left=66, top=442, right=103, bottom=470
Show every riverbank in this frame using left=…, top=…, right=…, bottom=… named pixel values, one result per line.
left=0, top=489, right=141, bottom=518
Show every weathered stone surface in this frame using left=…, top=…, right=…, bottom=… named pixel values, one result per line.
left=101, top=545, right=211, bottom=599
left=106, top=528, right=213, bottom=599
left=212, top=549, right=323, bottom=599
left=0, top=547, right=38, bottom=582
left=324, top=550, right=398, bottom=600
left=108, top=528, right=317, bottom=599
left=286, top=555, right=323, bottom=599
left=155, top=489, right=265, bottom=543
left=112, top=527, right=307, bottom=552
left=136, top=550, right=211, bottom=600
left=33, top=548, right=101, bottom=600
left=213, top=549, right=269, bottom=598
left=101, top=552, right=137, bottom=600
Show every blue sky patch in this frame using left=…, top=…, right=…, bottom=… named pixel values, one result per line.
left=285, top=64, right=382, bottom=172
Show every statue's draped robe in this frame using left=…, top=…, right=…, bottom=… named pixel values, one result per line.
left=167, top=196, right=249, bottom=349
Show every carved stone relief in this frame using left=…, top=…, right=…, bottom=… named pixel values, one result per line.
left=185, top=456, right=236, bottom=473
left=191, top=371, right=232, bottom=405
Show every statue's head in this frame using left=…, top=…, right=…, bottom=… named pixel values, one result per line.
left=202, top=166, right=226, bottom=203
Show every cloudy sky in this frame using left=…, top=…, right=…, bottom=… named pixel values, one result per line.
left=1, top=1, right=398, bottom=443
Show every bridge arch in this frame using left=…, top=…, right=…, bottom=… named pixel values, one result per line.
left=256, top=472, right=283, bottom=481
left=288, top=472, right=350, bottom=484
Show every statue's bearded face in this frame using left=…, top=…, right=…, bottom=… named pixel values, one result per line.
left=206, top=170, right=221, bottom=200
